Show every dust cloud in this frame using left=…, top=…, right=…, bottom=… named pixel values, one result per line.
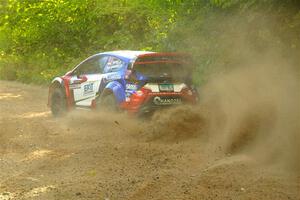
left=199, top=64, right=300, bottom=171
left=146, top=8, right=300, bottom=172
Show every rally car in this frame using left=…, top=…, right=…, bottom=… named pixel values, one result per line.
left=48, top=50, right=198, bottom=116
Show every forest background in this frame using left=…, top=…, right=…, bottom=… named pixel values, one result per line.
left=0, top=0, right=299, bottom=85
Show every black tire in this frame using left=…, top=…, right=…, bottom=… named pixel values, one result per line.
left=96, top=90, right=119, bottom=112
left=50, top=87, right=67, bottom=117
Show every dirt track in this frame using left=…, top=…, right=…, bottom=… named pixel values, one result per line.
left=0, top=78, right=299, bottom=200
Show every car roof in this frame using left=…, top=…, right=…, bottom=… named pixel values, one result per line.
left=99, top=50, right=155, bottom=61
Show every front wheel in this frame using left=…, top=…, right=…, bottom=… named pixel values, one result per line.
left=50, top=87, right=67, bottom=117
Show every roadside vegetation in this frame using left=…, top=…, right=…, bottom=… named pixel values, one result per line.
left=0, top=0, right=299, bottom=85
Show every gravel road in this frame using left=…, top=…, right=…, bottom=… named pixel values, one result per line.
left=0, top=78, right=299, bottom=200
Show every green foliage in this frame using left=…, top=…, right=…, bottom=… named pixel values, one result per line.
left=0, top=0, right=299, bottom=84
left=0, top=0, right=176, bottom=83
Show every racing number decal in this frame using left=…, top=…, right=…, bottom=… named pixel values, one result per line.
left=83, top=83, right=94, bottom=95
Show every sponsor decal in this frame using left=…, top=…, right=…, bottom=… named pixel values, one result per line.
left=126, top=83, right=138, bottom=90
left=153, top=96, right=181, bottom=105
left=83, top=83, right=94, bottom=95
left=107, top=74, right=121, bottom=80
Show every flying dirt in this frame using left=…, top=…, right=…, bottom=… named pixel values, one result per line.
left=0, top=64, right=299, bottom=199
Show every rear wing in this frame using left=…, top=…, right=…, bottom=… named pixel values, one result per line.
left=134, top=52, right=192, bottom=65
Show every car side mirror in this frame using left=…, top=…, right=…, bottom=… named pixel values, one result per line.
left=74, top=75, right=88, bottom=83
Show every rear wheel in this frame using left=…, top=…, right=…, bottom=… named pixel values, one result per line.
left=96, top=90, right=119, bottom=112
left=50, top=87, right=67, bottom=117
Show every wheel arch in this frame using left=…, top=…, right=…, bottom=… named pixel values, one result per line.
left=48, top=78, right=65, bottom=107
